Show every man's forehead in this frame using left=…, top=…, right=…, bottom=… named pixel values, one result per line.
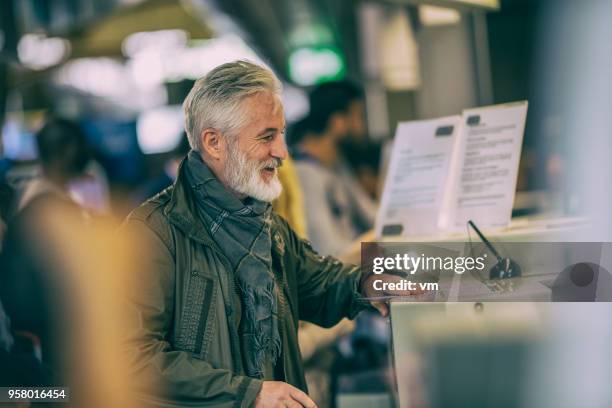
left=267, top=94, right=284, bottom=116
left=247, top=90, right=281, bottom=105
left=242, top=92, right=285, bottom=119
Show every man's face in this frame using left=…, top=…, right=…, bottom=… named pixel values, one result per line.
left=346, top=99, right=366, bottom=140
left=222, top=91, right=287, bottom=202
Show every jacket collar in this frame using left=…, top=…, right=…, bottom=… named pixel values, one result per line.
left=163, top=156, right=217, bottom=247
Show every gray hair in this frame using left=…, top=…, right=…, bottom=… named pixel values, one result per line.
left=183, top=60, right=283, bottom=152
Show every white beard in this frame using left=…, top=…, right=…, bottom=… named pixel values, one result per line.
left=224, top=141, right=283, bottom=202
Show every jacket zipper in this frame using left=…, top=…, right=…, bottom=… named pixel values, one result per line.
left=207, top=246, right=244, bottom=375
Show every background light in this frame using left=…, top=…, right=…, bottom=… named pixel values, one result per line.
left=17, top=34, right=70, bottom=70
left=122, top=29, right=188, bottom=58
left=137, top=106, right=184, bottom=154
left=288, top=46, right=345, bottom=86
left=419, top=5, right=462, bottom=26
left=126, top=34, right=268, bottom=87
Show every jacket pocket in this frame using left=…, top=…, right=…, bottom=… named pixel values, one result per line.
left=176, top=270, right=215, bottom=358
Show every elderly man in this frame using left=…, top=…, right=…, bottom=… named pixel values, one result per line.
left=124, top=60, right=406, bottom=408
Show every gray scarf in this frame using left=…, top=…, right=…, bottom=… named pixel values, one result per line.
left=185, top=151, right=280, bottom=378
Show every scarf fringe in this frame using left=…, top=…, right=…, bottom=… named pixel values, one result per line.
left=238, top=279, right=282, bottom=377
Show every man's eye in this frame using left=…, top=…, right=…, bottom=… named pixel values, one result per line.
left=262, top=134, right=274, bottom=141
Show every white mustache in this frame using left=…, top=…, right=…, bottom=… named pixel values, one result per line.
left=260, top=158, right=283, bottom=169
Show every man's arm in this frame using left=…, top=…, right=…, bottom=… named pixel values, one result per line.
left=279, top=217, right=423, bottom=325
left=123, top=217, right=262, bottom=408
left=278, top=216, right=366, bottom=327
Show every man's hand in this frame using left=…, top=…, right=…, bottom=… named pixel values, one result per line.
left=361, top=273, right=426, bottom=317
left=253, top=381, right=317, bottom=408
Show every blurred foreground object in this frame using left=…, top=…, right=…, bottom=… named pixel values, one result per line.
left=0, top=184, right=143, bottom=407
left=272, top=155, right=307, bottom=238
left=390, top=302, right=612, bottom=408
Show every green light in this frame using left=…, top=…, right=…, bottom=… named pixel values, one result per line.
left=288, top=46, right=346, bottom=86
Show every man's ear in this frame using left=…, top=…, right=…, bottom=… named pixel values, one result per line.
left=200, top=128, right=224, bottom=160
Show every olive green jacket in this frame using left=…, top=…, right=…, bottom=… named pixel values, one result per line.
left=123, top=160, right=365, bottom=407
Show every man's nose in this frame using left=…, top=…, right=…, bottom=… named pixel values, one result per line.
left=271, top=135, right=288, bottom=161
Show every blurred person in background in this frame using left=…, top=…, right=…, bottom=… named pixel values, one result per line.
left=339, top=138, right=382, bottom=201
left=16, top=117, right=91, bottom=212
left=292, top=81, right=377, bottom=257
left=123, top=60, right=409, bottom=408
left=285, top=117, right=380, bottom=407
left=0, top=117, right=92, bottom=383
left=132, top=132, right=191, bottom=206
left=283, top=119, right=354, bottom=407
left=15, top=116, right=110, bottom=215
left=291, top=82, right=393, bottom=406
